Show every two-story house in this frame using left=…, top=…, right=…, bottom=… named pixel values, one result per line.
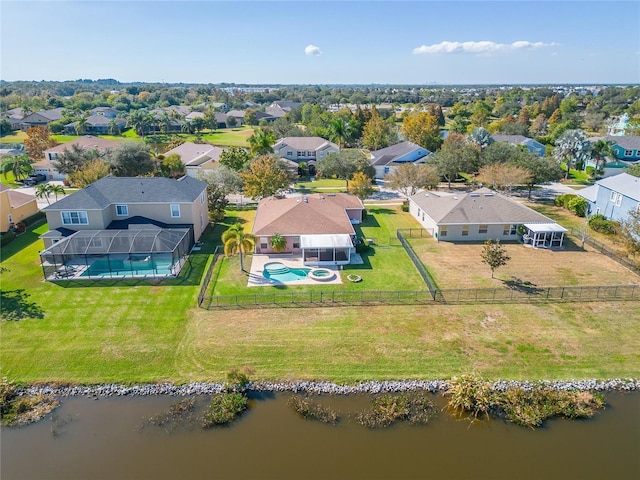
left=490, top=134, right=546, bottom=157
left=273, top=137, right=340, bottom=175
left=162, top=142, right=224, bottom=177
left=0, top=184, right=38, bottom=233
left=577, top=172, right=640, bottom=223
left=369, top=141, right=432, bottom=179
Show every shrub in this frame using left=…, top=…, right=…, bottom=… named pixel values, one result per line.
left=588, top=214, right=618, bottom=235
left=401, top=201, right=409, bottom=212
left=1, top=231, right=15, bottom=247
left=585, top=166, right=595, bottom=177
left=201, top=392, right=248, bottom=427
left=567, top=196, right=588, bottom=217
left=288, top=396, right=339, bottom=424
left=357, top=393, right=436, bottom=428
left=226, top=367, right=253, bottom=391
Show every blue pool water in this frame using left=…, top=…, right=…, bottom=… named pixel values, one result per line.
left=80, top=257, right=174, bottom=277
left=263, top=262, right=311, bottom=282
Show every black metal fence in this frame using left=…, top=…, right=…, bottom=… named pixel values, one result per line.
left=567, top=228, right=640, bottom=275
left=197, top=246, right=221, bottom=307
left=396, top=229, right=439, bottom=300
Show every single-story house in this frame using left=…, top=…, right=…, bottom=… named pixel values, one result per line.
left=39, top=176, right=209, bottom=280
left=19, top=108, right=65, bottom=130
left=577, top=172, right=640, bottom=223
left=90, top=107, right=122, bottom=118
left=266, top=101, right=301, bottom=118
left=252, top=193, right=364, bottom=266
left=34, top=136, right=122, bottom=181
left=162, top=142, right=224, bottom=177
left=409, top=187, right=567, bottom=248
left=0, top=184, right=38, bottom=232
left=64, top=114, right=127, bottom=135
left=273, top=137, right=340, bottom=174
left=369, top=141, right=432, bottom=179
left=490, top=134, right=546, bottom=157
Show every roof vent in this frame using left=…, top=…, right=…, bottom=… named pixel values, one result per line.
left=484, top=193, right=494, bottom=197
left=470, top=193, right=480, bottom=197
left=303, top=196, right=308, bottom=203
left=452, top=196, right=458, bottom=200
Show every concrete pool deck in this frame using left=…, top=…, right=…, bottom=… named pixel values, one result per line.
left=246, top=254, right=344, bottom=287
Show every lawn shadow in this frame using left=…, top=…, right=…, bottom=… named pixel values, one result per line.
left=346, top=247, right=375, bottom=271
left=502, top=277, right=545, bottom=295
left=1, top=289, right=45, bottom=320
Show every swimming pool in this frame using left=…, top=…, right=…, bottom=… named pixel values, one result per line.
left=263, top=262, right=311, bottom=283
left=80, top=256, right=175, bottom=278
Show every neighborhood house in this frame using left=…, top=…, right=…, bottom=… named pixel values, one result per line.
left=252, top=193, right=364, bottom=266
left=369, top=141, right=431, bottom=179
left=577, top=172, right=640, bottom=223
left=0, top=184, right=38, bottom=233
left=273, top=137, right=340, bottom=175
left=39, top=176, right=209, bottom=280
left=162, top=142, right=224, bottom=177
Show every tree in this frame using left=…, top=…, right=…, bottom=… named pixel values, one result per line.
left=108, top=142, right=154, bottom=177
left=476, top=163, right=532, bottom=193
left=198, top=166, right=243, bottom=221
left=529, top=114, right=548, bottom=137
left=432, top=149, right=463, bottom=190
left=244, top=108, right=258, bottom=126
left=625, top=163, right=640, bottom=177
left=248, top=128, right=275, bottom=156
left=1, top=153, right=33, bottom=181
left=553, top=129, right=592, bottom=179
left=35, top=184, right=52, bottom=205
left=468, top=127, right=492, bottom=151
left=219, top=147, right=251, bottom=172
left=316, top=150, right=371, bottom=188
left=51, top=143, right=102, bottom=175
left=269, top=233, right=287, bottom=252
left=385, top=163, right=440, bottom=197
left=108, top=119, right=121, bottom=136
left=401, top=111, right=442, bottom=152
left=159, top=153, right=186, bottom=178
left=226, top=115, right=238, bottom=128
left=589, top=139, right=613, bottom=175
left=222, top=223, right=257, bottom=272
left=361, top=108, right=392, bottom=150
left=75, top=115, right=88, bottom=135
left=127, top=110, right=151, bottom=136
left=49, top=184, right=65, bottom=201
left=23, top=126, right=57, bottom=161
left=510, top=155, right=564, bottom=199
left=68, top=159, right=110, bottom=187
left=241, top=155, right=289, bottom=199
left=348, top=171, right=374, bottom=201
left=327, top=118, right=353, bottom=148
left=620, top=210, right=640, bottom=257
left=481, top=239, right=511, bottom=279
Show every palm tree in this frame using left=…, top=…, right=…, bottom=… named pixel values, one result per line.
left=1, top=153, right=33, bottom=181
left=159, top=111, right=173, bottom=135
left=590, top=139, right=613, bottom=177
left=35, top=184, right=52, bottom=205
left=222, top=223, right=257, bottom=272
left=127, top=110, right=150, bottom=137
left=327, top=118, right=353, bottom=148
left=248, top=128, right=275, bottom=156
left=269, top=233, right=287, bottom=252
left=181, top=120, right=194, bottom=134
left=49, top=184, right=66, bottom=201
left=108, top=119, right=121, bottom=136
left=75, top=115, right=88, bottom=136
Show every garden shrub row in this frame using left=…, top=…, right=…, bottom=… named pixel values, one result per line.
left=588, top=214, right=619, bottom=235
left=554, top=194, right=588, bottom=217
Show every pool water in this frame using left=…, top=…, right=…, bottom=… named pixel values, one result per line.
left=263, top=262, right=311, bottom=282
left=80, top=257, right=174, bottom=277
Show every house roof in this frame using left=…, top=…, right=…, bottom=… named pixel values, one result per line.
left=270, top=101, right=301, bottom=110
left=91, top=107, right=122, bottom=115
left=252, top=193, right=363, bottom=237
left=44, top=136, right=121, bottom=155
left=410, top=188, right=554, bottom=225
left=607, top=135, right=640, bottom=150
left=19, top=112, right=55, bottom=124
left=226, top=110, right=246, bottom=118
left=592, top=172, right=640, bottom=201
left=370, top=141, right=430, bottom=165
left=0, top=184, right=37, bottom=208
left=65, top=115, right=126, bottom=128
left=577, top=184, right=598, bottom=202
left=44, top=176, right=207, bottom=211
left=163, top=142, right=224, bottom=166
left=185, top=111, right=205, bottom=120
left=491, top=134, right=529, bottom=144
left=274, top=136, right=338, bottom=151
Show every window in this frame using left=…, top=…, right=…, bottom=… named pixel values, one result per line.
left=287, top=151, right=292, bottom=157
left=200, top=191, right=206, bottom=205
left=170, top=204, right=181, bottom=218
left=440, top=226, right=447, bottom=237
left=292, top=236, right=300, bottom=249
left=624, top=150, right=633, bottom=157
left=7, top=214, right=13, bottom=225
left=115, top=205, right=128, bottom=216
left=503, top=224, right=513, bottom=235
left=61, top=211, right=88, bottom=225
left=461, top=226, right=469, bottom=236
left=260, top=237, right=268, bottom=249
left=610, top=191, right=617, bottom=202
left=49, top=153, right=58, bottom=160
left=615, top=194, right=622, bottom=207
left=479, top=224, right=488, bottom=234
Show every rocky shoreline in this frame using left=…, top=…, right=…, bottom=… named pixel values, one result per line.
left=18, top=378, right=640, bottom=398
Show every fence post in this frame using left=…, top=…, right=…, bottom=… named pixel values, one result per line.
left=614, top=285, right=618, bottom=298
left=560, top=287, right=565, bottom=299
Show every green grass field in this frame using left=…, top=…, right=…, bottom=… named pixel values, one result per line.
left=1, top=210, right=639, bottom=384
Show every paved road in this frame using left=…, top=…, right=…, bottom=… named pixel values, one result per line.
left=17, top=181, right=70, bottom=209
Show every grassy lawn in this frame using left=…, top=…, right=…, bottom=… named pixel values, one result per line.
left=294, top=178, right=348, bottom=193
left=408, top=236, right=640, bottom=289
left=208, top=206, right=426, bottom=295
left=1, top=171, right=21, bottom=188
left=0, top=131, right=27, bottom=143
left=2, top=210, right=639, bottom=384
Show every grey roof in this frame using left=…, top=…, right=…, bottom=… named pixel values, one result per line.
left=491, top=134, right=529, bottom=144
left=370, top=141, right=430, bottom=164
left=577, top=184, right=598, bottom=202
left=271, top=101, right=301, bottom=110
left=410, top=188, right=554, bottom=225
left=44, top=176, right=207, bottom=211
left=593, top=172, right=640, bottom=201
left=607, top=135, right=640, bottom=150
left=65, top=115, right=126, bottom=127
left=163, top=142, right=223, bottom=166
left=274, top=136, right=337, bottom=151
left=44, top=136, right=121, bottom=155
left=226, top=110, right=246, bottom=118
left=91, top=107, right=122, bottom=115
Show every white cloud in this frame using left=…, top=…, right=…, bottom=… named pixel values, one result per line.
left=413, top=40, right=558, bottom=55
left=305, top=44, right=322, bottom=56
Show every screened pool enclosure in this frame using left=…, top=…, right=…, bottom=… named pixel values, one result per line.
left=40, top=228, right=192, bottom=280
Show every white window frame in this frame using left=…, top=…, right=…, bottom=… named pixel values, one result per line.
left=615, top=194, right=622, bottom=207
left=200, top=191, right=206, bottom=205
left=610, top=191, right=617, bottom=202
left=170, top=204, right=181, bottom=218
left=478, top=224, right=488, bottom=234
left=61, top=211, right=89, bottom=225
left=7, top=213, right=13, bottom=225
left=115, top=205, right=128, bottom=216
left=440, top=226, right=447, bottom=237
left=624, top=150, right=633, bottom=157
left=461, top=225, right=469, bottom=236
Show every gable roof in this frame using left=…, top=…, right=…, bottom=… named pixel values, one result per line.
left=0, top=184, right=37, bottom=208
left=274, top=136, right=338, bottom=151
left=252, top=193, right=363, bottom=236
left=44, top=136, right=121, bottom=155
left=163, top=142, right=224, bottom=166
left=44, top=176, right=207, bottom=211
left=370, top=141, right=430, bottom=165
left=65, top=115, right=127, bottom=128
left=592, top=172, right=640, bottom=201
left=607, top=135, right=640, bottom=150
left=410, top=188, right=554, bottom=225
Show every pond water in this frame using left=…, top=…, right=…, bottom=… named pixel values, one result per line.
left=1, top=392, right=639, bottom=480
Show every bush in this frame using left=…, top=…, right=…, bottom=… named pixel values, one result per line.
left=288, top=396, right=339, bottom=424
left=585, top=166, right=595, bottom=177
left=588, top=214, right=618, bottom=235
left=1, top=231, right=15, bottom=247
left=201, top=392, right=248, bottom=427
left=567, top=196, right=588, bottom=217
left=401, top=201, right=409, bottom=212
left=357, top=393, right=437, bottom=428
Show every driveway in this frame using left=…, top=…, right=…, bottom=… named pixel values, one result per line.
left=18, top=181, right=70, bottom=209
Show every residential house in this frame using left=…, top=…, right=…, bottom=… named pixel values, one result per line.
left=265, top=101, right=301, bottom=118
left=19, top=108, right=65, bottom=130
left=64, top=114, right=127, bottom=135
left=163, top=142, right=224, bottom=177
left=34, top=136, right=122, bottom=180
left=0, top=184, right=38, bottom=232
left=252, top=193, right=364, bottom=266
left=273, top=137, right=340, bottom=174
left=369, top=141, right=431, bottom=179
left=577, top=173, right=640, bottom=223
left=90, top=107, right=122, bottom=118
left=0, top=148, right=24, bottom=158
left=409, top=188, right=567, bottom=248
left=39, top=176, right=208, bottom=280
left=490, top=134, right=546, bottom=157
left=586, top=136, right=640, bottom=177
left=226, top=110, right=246, bottom=126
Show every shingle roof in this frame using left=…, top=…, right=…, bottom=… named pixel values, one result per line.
left=410, top=188, right=554, bottom=225
left=577, top=184, right=598, bottom=202
left=163, top=142, right=223, bottom=166
left=65, top=115, right=126, bottom=128
left=370, top=141, right=430, bottom=164
left=44, top=176, right=206, bottom=211
left=607, top=135, right=640, bottom=150
left=44, top=136, right=122, bottom=155
left=491, top=134, right=529, bottom=144
left=593, top=172, right=640, bottom=201
left=274, top=137, right=337, bottom=151
left=252, top=193, right=363, bottom=236
left=1, top=184, right=37, bottom=208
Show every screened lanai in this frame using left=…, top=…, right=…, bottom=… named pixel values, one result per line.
left=300, top=234, right=354, bottom=265
left=40, top=228, right=191, bottom=280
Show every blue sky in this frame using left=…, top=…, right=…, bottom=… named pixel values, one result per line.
left=1, top=0, right=639, bottom=84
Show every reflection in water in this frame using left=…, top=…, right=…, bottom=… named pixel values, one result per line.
left=1, top=392, right=639, bottom=480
